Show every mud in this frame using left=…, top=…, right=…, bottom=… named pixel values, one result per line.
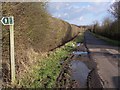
left=56, top=42, right=103, bottom=88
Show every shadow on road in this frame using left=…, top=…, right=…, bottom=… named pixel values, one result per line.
left=112, top=76, right=120, bottom=89
left=84, top=31, right=108, bottom=46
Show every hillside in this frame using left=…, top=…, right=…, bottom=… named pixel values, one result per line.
left=2, top=2, right=82, bottom=87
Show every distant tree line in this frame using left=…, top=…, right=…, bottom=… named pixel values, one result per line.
left=91, top=1, right=120, bottom=41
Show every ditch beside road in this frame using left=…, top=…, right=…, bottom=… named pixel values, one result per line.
left=56, top=38, right=103, bottom=88
left=57, top=30, right=119, bottom=88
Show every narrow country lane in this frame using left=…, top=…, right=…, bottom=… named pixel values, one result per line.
left=85, top=31, right=120, bottom=88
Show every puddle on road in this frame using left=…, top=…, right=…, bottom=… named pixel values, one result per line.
left=73, top=51, right=88, bottom=55
left=77, top=43, right=81, bottom=47
left=70, top=60, right=90, bottom=88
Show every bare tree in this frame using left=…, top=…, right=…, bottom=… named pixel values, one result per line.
left=109, top=1, right=120, bottom=20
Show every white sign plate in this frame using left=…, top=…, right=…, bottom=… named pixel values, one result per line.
left=1, top=16, right=14, bottom=25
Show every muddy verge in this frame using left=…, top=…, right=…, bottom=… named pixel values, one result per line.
left=56, top=43, right=103, bottom=88
left=56, top=54, right=80, bottom=88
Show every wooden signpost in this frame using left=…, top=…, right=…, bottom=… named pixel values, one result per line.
left=1, top=16, right=15, bottom=84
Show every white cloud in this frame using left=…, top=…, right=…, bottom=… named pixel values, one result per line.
left=66, top=3, right=70, bottom=6
left=64, top=13, right=68, bottom=16
left=58, top=14, right=61, bottom=18
left=79, top=16, right=84, bottom=21
left=87, top=5, right=91, bottom=8
left=48, top=2, right=112, bottom=25
left=110, top=0, right=115, bottom=4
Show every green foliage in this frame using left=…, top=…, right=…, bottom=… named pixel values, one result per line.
left=74, top=33, right=84, bottom=43
left=92, top=17, right=119, bottom=41
left=92, top=32, right=120, bottom=46
left=91, top=2, right=120, bottom=42
left=18, top=33, right=84, bottom=88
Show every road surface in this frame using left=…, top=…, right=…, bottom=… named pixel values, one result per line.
left=85, top=31, right=120, bottom=88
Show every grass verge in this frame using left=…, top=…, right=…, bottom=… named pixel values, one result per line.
left=17, top=33, right=84, bottom=88
left=91, top=32, right=120, bottom=46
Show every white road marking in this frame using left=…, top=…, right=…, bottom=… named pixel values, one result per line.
left=89, top=48, right=101, bottom=52
left=106, top=49, right=119, bottom=55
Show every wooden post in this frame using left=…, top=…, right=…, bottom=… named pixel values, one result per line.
left=1, top=16, right=15, bottom=84
left=10, top=24, right=15, bottom=84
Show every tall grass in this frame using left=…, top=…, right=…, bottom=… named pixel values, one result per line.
left=17, top=33, right=84, bottom=88
left=2, top=2, right=81, bottom=87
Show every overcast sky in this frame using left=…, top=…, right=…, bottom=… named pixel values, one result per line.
left=47, top=1, right=114, bottom=25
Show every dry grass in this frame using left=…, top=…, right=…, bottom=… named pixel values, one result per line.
left=2, top=2, right=82, bottom=87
